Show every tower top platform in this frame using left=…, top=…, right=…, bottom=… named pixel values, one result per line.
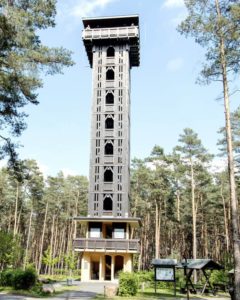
left=82, top=15, right=140, bottom=67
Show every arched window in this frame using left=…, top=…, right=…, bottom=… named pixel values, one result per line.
left=103, top=197, right=113, bottom=211
left=105, top=143, right=113, bottom=155
left=106, top=69, right=114, bottom=80
left=107, top=47, right=115, bottom=57
left=105, top=116, right=114, bottom=129
left=106, top=93, right=114, bottom=105
left=104, top=169, right=113, bottom=182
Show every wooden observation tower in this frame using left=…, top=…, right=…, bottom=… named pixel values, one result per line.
left=74, top=15, right=140, bottom=282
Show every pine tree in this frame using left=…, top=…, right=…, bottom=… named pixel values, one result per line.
left=178, top=2, right=240, bottom=297
left=0, top=0, right=74, bottom=163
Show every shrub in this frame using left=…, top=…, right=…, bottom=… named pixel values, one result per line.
left=12, top=268, right=37, bottom=290
left=0, top=269, right=15, bottom=286
left=118, top=272, right=138, bottom=296
left=136, top=270, right=154, bottom=285
left=209, top=270, right=228, bottom=285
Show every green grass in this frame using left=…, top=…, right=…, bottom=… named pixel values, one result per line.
left=39, top=274, right=80, bottom=282
left=94, top=288, right=230, bottom=300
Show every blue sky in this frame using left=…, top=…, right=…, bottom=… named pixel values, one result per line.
left=15, top=0, right=239, bottom=177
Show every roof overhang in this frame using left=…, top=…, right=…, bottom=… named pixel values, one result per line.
left=82, top=15, right=139, bottom=28
left=74, top=216, right=141, bottom=227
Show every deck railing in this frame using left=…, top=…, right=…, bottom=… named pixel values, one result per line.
left=74, top=238, right=139, bottom=252
left=82, top=26, right=139, bottom=40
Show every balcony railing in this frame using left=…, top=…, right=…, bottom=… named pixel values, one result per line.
left=82, top=26, right=139, bottom=40
left=74, top=238, right=139, bottom=252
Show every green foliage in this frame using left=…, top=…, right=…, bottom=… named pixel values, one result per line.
left=0, top=0, right=74, bottom=163
left=178, top=0, right=240, bottom=84
left=209, top=270, right=229, bottom=285
left=0, top=268, right=37, bottom=290
left=42, top=246, right=59, bottom=269
left=64, top=252, right=77, bottom=272
left=12, top=268, right=37, bottom=290
left=0, top=231, right=22, bottom=269
left=118, top=272, right=138, bottom=296
left=0, top=269, right=15, bottom=286
left=135, top=270, right=154, bottom=284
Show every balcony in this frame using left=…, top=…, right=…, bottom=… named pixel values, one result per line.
left=82, top=26, right=139, bottom=40
left=74, top=238, right=139, bottom=252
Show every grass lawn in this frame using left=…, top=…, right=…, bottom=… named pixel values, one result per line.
left=94, top=288, right=230, bottom=300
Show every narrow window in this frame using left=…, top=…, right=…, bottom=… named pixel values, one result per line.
left=104, top=169, right=113, bottom=182
left=106, top=69, right=114, bottom=80
left=105, top=117, right=114, bottom=129
left=107, top=47, right=115, bottom=57
left=106, top=93, right=114, bottom=105
left=105, top=143, right=113, bottom=155
left=103, top=197, right=113, bottom=211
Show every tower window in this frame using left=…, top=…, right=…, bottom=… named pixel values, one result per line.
left=104, top=169, right=113, bottom=182
left=105, top=117, right=114, bottom=129
left=107, top=47, right=115, bottom=57
left=105, top=143, right=113, bottom=155
left=103, top=196, right=113, bottom=211
left=106, top=69, right=114, bottom=80
left=106, top=93, right=114, bottom=105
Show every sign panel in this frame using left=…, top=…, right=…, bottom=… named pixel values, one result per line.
left=155, top=267, right=175, bottom=282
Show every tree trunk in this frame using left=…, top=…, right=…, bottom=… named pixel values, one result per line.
left=221, top=186, right=230, bottom=252
left=49, top=215, right=55, bottom=275
left=23, top=206, right=33, bottom=270
left=37, top=200, right=48, bottom=274
left=215, top=1, right=240, bottom=299
left=190, top=162, right=197, bottom=283
left=176, top=190, right=181, bottom=222
left=155, top=201, right=160, bottom=259
left=13, top=181, right=19, bottom=236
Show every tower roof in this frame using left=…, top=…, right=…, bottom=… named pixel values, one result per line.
left=82, top=15, right=140, bottom=67
left=82, top=14, right=139, bottom=28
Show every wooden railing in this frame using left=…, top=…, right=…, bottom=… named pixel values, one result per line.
left=82, top=26, right=139, bottom=40
left=74, top=238, right=139, bottom=252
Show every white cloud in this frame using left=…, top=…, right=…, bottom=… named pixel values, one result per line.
left=38, top=163, right=49, bottom=177
left=62, top=168, right=78, bottom=177
left=209, top=158, right=227, bottom=174
left=166, top=58, right=184, bottom=72
left=71, top=0, right=117, bottom=17
left=163, top=0, right=184, bottom=9
left=171, top=11, right=187, bottom=25
left=0, top=160, right=7, bottom=169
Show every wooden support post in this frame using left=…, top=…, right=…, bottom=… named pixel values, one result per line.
left=111, top=255, right=114, bottom=281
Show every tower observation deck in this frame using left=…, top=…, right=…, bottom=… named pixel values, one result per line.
left=74, top=15, right=140, bottom=282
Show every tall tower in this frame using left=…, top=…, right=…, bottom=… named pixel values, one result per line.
left=74, top=15, right=140, bottom=282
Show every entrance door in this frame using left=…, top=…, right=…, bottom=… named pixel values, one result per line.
left=105, top=255, right=112, bottom=280
left=114, top=255, right=124, bottom=278
left=91, top=261, right=99, bottom=280
left=106, top=225, right=113, bottom=238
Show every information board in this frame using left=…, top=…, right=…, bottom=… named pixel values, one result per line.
left=155, top=267, right=175, bottom=282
